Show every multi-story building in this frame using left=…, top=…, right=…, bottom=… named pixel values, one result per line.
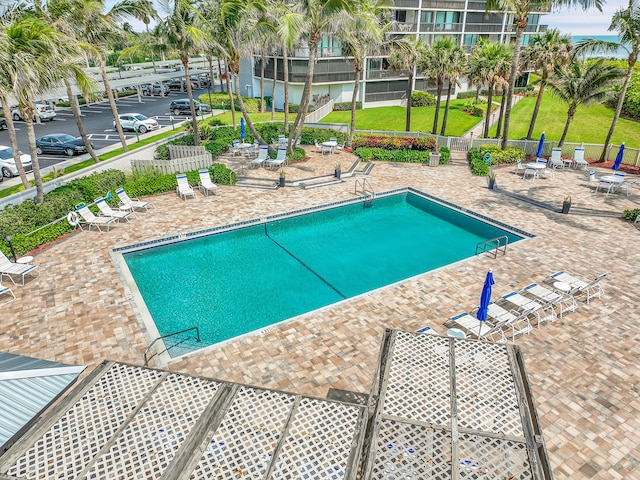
left=240, top=1, right=549, bottom=110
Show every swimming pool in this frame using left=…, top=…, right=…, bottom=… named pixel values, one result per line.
left=116, top=189, right=529, bottom=356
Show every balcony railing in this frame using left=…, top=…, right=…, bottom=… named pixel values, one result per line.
left=463, top=23, right=505, bottom=33
left=367, top=69, right=409, bottom=80
left=364, top=91, right=406, bottom=102
left=434, top=22, right=463, bottom=32
left=391, top=21, right=417, bottom=32
left=393, top=0, right=419, bottom=7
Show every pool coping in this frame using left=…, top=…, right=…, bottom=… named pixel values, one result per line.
left=111, top=187, right=534, bottom=365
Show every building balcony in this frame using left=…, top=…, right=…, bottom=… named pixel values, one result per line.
left=366, top=69, right=409, bottom=80
left=434, top=22, right=463, bottom=32
left=391, top=22, right=418, bottom=33
left=393, top=0, right=419, bottom=6
left=464, top=23, right=505, bottom=33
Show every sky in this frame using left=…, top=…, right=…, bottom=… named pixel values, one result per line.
left=543, top=0, right=626, bottom=36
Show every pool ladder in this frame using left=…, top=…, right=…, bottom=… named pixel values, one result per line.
left=475, top=235, right=509, bottom=258
left=144, top=326, right=200, bottom=366
left=355, top=179, right=375, bottom=208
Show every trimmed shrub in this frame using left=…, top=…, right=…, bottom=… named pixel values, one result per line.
left=198, top=93, right=258, bottom=113
left=411, top=91, right=435, bottom=107
left=351, top=135, right=437, bottom=151
left=354, top=147, right=429, bottom=163
left=456, top=90, right=478, bottom=100
left=480, top=144, right=525, bottom=164
left=623, top=208, right=640, bottom=222
left=299, top=127, right=346, bottom=145
left=333, top=101, right=362, bottom=111
left=439, top=146, right=451, bottom=164
left=212, top=163, right=236, bottom=185
left=468, top=147, right=489, bottom=176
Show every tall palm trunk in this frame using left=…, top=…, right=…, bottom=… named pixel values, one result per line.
left=283, top=47, right=289, bottom=134
left=217, top=58, right=225, bottom=92
left=440, top=80, right=453, bottom=136
left=23, top=114, right=44, bottom=203
left=224, top=60, right=236, bottom=129
left=271, top=56, right=276, bottom=121
left=146, top=23, right=157, bottom=74
left=64, top=79, right=99, bottom=163
left=1, top=97, right=29, bottom=188
left=288, top=31, right=321, bottom=152
left=260, top=52, right=265, bottom=112
left=501, top=20, right=526, bottom=148
left=207, top=55, right=216, bottom=101
left=431, top=78, right=443, bottom=134
left=483, top=85, right=494, bottom=138
left=98, top=57, right=127, bottom=152
left=232, top=71, right=269, bottom=146
left=350, top=60, right=362, bottom=144
left=404, top=71, right=413, bottom=132
left=559, top=108, right=575, bottom=146
left=181, top=55, right=200, bottom=145
left=475, top=85, right=480, bottom=103
left=495, top=87, right=507, bottom=139
left=599, top=58, right=635, bottom=161
left=526, top=74, right=547, bottom=139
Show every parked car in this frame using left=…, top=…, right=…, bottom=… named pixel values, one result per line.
left=169, top=99, right=211, bottom=116
left=0, top=118, right=6, bottom=130
left=142, top=83, right=170, bottom=96
left=35, top=133, right=93, bottom=156
left=0, top=145, right=33, bottom=178
left=11, top=104, right=56, bottom=122
left=167, top=80, right=199, bottom=91
left=114, top=113, right=159, bottom=134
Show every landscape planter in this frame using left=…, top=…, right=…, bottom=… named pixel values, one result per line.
left=429, top=152, right=441, bottom=167
left=488, top=178, right=496, bottom=190
left=279, top=177, right=285, bottom=187
left=334, top=170, right=341, bottom=179
left=561, top=202, right=571, bottom=214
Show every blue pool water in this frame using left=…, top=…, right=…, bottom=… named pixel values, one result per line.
left=123, top=192, right=523, bottom=353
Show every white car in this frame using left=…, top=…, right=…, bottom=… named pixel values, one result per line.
left=0, top=145, right=33, bottom=178
left=11, top=104, right=56, bottom=122
left=114, top=113, right=159, bottom=134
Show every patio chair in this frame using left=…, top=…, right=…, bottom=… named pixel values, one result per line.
left=573, top=148, right=589, bottom=169
left=0, top=281, right=15, bottom=305
left=523, top=164, right=538, bottom=180
left=484, top=302, right=534, bottom=341
left=314, top=140, right=322, bottom=153
left=445, top=312, right=504, bottom=341
left=334, top=141, right=345, bottom=154
left=198, top=170, right=219, bottom=196
left=228, top=143, right=241, bottom=156
left=416, top=325, right=438, bottom=335
left=176, top=174, right=196, bottom=200
left=616, top=179, right=637, bottom=197
left=549, top=148, right=564, bottom=169
left=266, top=147, right=287, bottom=170
left=515, top=160, right=527, bottom=176
left=501, top=291, right=556, bottom=328
left=0, top=251, right=38, bottom=286
left=94, top=197, right=135, bottom=222
left=522, top=283, right=577, bottom=319
left=75, top=205, right=117, bottom=233
left=116, top=188, right=152, bottom=211
left=321, top=143, right=333, bottom=155
left=250, top=146, right=269, bottom=169
left=547, top=271, right=607, bottom=303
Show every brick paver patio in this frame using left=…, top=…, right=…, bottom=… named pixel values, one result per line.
left=2, top=149, right=639, bottom=479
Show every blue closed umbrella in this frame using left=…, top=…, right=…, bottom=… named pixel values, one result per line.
left=476, top=269, right=495, bottom=338
left=240, top=117, right=246, bottom=140
left=612, top=143, right=625, bottom=171
left=536, top=132, right=545, bottom=159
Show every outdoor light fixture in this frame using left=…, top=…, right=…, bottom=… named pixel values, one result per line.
left=4, top=233, right=17, bottom=262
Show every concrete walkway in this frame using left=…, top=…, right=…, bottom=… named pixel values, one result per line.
left=463, top=94, right=524, bottom=139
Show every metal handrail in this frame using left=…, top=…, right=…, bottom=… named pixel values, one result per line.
left=475, top=235, right=509, bottom=258
left=144, top=326, right=200, bottom=366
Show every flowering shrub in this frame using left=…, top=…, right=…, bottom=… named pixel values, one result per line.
left=351, top=135, right=437, bottom=151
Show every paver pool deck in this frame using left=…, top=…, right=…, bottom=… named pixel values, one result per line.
left=2, top=150, right=639, bottom=479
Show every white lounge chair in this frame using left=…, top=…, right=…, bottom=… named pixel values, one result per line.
left=485, top=302, right=534, bottom=341
left=548, top=271, right=607, bottom=303
left=266, top=147, right=287, bottom=170
left=198, top=170, right=218, bottom=196
left=573, top=148, right=589, bottom=169
left=502, top=291, right=556, bottom=328
left=0, top=251, right=38, bottom=286
left=549, top=148, right=564, bottom=169
left=116, top=188, right=152, bottom=211
left=94, top=197, right=135, bottom=222
left=75, top=205, right=117, bottom=232
left=522, top=283, right=577, bottom=319
left=416, top=325, right=438, bottom=335
left=250, top=146, right=269, bottom=169
left=0, top=281, right=15, bottom=305
left=176, top=174, right=196, bottom=200
left=445, top=312, right=505, bottom=342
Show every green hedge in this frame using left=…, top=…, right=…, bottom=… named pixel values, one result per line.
left=287, top=103, right=316, bottom=113
left=468, top=147, right=489, bottom=176
left=411, top=91, right=435, bottom=107
left=352, top=135, right=437, bottom=151
left=198, top=93, right=259, bottom=113
left=480, top=144, right=525, bottom=164
left=457, top=90, right=478, bottom=100
left=623, top=208, right=640, bottom=222
left=439, top=146, right=451, bottom=165
left=333, top=101, right=362, bottom=111
left=354, top=147, right=429, bottom=163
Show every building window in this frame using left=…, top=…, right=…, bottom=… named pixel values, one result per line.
left=435, top=11, right=461, bottom=31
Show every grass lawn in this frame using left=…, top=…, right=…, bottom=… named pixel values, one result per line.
left=490, top=94, right=640, bottom=148
left=320, top=100, right=482, bottom=137
left=212, top=111, right=285, bottom=125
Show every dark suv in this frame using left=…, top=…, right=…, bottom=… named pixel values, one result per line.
left=169, top=99, right=211, bottom=116
left=142, top=83, right=170, bottom=96
left=0, top=118, right=6, bottom=130
left=168, top=80, right=199, bottom=91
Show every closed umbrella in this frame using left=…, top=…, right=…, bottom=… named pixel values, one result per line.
left=612, top=142, right=625, bottom=171
left=536, top=132, right=545, bottom=160
left=240, top=117, right=246, bottom=140
left=476, top=269, right=494, bottom=338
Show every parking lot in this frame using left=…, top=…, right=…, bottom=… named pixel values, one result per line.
left=0, top=87, right=215, bottom=173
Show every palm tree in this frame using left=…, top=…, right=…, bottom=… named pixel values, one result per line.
left=575, top=0, right=640, bottom=161
left=157, top=0, right=210, bottom=146
left=421, top=38, right=455, bottom=135
left=522, top=29, right=572, bottom=139
left=338, top=0, right=390, bottom=144
left=487, top=0, right=605, bottom=149
left=547, top=59, right=621, bottom=146
left=439, top=41, right=466, bottom=136
left=388, top=37, right=426, bottom=132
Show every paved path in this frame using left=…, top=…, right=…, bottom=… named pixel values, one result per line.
left=463, top=94, right=524, bottom=139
